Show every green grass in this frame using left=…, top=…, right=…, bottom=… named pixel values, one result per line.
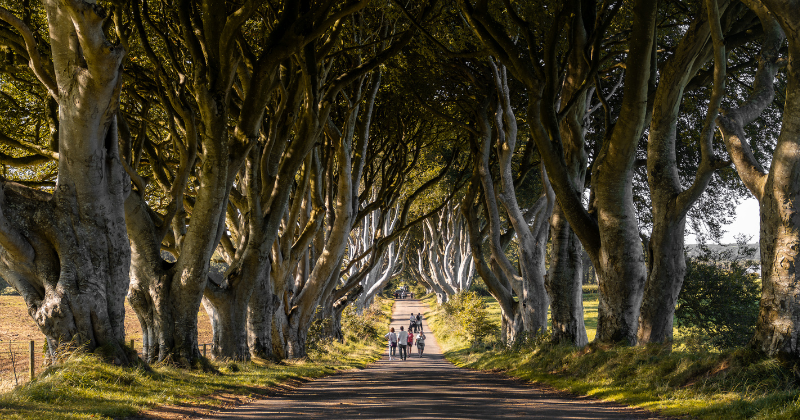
left=477, top=293, right=599, bottom=341
left=0, top=297, right=394, bottom=420
left=422, top=293, right=800, bottom=420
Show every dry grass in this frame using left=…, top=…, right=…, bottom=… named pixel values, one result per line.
left=0, top=296, right=214, bottom=347
left=0, top=295, right=214, bottom=391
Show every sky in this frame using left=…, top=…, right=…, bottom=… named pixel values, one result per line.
left=685, top=197, right=760, bottom=245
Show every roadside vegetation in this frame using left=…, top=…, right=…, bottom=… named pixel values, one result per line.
left=422, top=256, right=799, bottom=420
left=0, top=298, right=393, bottom=420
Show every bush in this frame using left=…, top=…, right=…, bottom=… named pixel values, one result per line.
left=676, top=239, right=761, bottom=350
left=306, top=312, right=334, bottom=353
left=307, top=298, right=389, bottom=353
left=441, top=291, right=499, bottom=346
left=468, top=278, right=493, bottom=297
left=342, top=303, right=385, bottom=341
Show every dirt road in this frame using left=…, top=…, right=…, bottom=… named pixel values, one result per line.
left=205, top=299, right=668, bottom=419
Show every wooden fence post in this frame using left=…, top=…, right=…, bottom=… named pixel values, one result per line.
left=29, top=340, right=34, bottom=381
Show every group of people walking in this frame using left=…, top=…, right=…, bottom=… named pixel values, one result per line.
left=384, top=312, right=426, bottom=360
left=393, top=287, right=413, bottom=299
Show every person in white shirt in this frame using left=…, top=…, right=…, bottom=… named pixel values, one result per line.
left=416, top=331, right=426, bottom=357
left=384, top=327, right=397, bottom=360
left=397, top=326, right=409, bottom=360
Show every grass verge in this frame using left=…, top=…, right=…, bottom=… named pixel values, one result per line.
left=0, top=297, right=394, bottom=420
left=422, top=294, right=800, bottom=420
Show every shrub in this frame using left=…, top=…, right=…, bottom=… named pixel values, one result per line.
left=676, top=238, right=761, bottom=350
left=468, top=278, right=493, bottom=297
left=307, top=298, right=389, bottom=353
left=305, top=306, right=337, bottom=353
left=441, top=291, right=499, bottom=346
left=342, top=303, right=385, bottom=342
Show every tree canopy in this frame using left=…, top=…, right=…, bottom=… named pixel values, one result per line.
left=0, top=0, right=799, bottom=365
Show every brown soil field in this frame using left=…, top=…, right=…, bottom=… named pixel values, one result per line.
left=0, top=294, right=214, bottom=391
left=0, top=295, right=214, bottom=346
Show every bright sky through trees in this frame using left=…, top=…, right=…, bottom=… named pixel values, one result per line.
left=686, top=198, right=760, bottom=244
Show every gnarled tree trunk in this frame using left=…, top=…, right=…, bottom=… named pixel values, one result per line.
left=0, top=0, right=131, bottom=364
left=720, top=0, right=800, bottom=360
left=639, top=0, right=745, bottom=344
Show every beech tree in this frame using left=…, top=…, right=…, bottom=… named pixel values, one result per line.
left=414, top=202, right=474, bottom=304
left=350, top=205, right=406, bottom=313
left=457, top=0, right=657, bottom=345
left=0, top=0, right=132, bottom=363
left=119, top=0, right=376, bottom=364
left=717, top=0, right=800, bottom=361
left=638, top=0, right=761, bottom=344
left=407, top=50, right=552, bottom=340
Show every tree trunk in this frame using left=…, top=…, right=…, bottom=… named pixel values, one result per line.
left=716, top=0, right=799, bottom=359
left=747, top=0, right=800, bottom=360
left=592, top=226, right=647, bottom=345
left=638, top=219, right=686, bottom=343
left=462, top=173, right=521, bottom=345
left=543, top=11, right=592, bottom=347
left=247, top=266, right=276, bottom=360
left=202, top=219, right=271, bottom=360
left=126, top=192, right=175, bottom=363
left=284, top=316, right=309, bottom=359
left=202, top=291, right=250, bottom=361
left=639, top=0, right=738, bottom=344
left=548, top=203, right=589, bottom=347
left=500, top=303, right=524, bottom=344
left=573, top=0, right=657, bottom=345
left=0, top=0, right=131, bottom=364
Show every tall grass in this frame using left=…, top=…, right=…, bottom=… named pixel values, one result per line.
left=422, top=294, right=800, bottom=420
left=0, top=297, right=393, bottom=420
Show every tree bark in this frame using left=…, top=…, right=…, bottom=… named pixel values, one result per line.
left=544, top=6, right=592, bottom=347
left=548, top=203, right=589, bottom=347
left=0, top=0, right=131, bottom=364
left=247, top=264, right=276, bottom=360
left=491, top=63, right=552, bottom=336
left=639, top=0, right=729, bottom=344
left=721, top=0, right=800, bottom=360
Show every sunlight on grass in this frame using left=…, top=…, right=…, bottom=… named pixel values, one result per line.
left=0, top=298, right=394, bottom=420
left=422, top=293, right=800, bottom=420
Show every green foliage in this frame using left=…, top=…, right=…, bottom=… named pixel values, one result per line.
left=0, top=286, right=18, bottom=296
left=581, top=284, right=599, bottom=294
left=0, top=276, right=18, bottom=295
left=342, top=301, right=387, bottom=342
left=307, top=297, right=393, bottom=355
left=440, top=291, right=499, bottom=346
left=423, top=293, right=800, bottom=420
left=468, top=278, right=493, bottom=297
left=408, top=281, right=428, bottom=299
left=676, top=239, right=761, bottom=350
left=306, top=310, right=334, bottom=353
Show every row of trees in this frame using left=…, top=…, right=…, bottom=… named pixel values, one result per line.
left=0, top=0, right=798, bottom=368
left=407, top=0, right=800, bottom=363
left=0, top=0, right=457, bottom=365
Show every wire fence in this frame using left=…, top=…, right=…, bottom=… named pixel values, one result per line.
left=0, top=339, right=213, bottom=392
left=0, top=340, right=45, bottom=391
